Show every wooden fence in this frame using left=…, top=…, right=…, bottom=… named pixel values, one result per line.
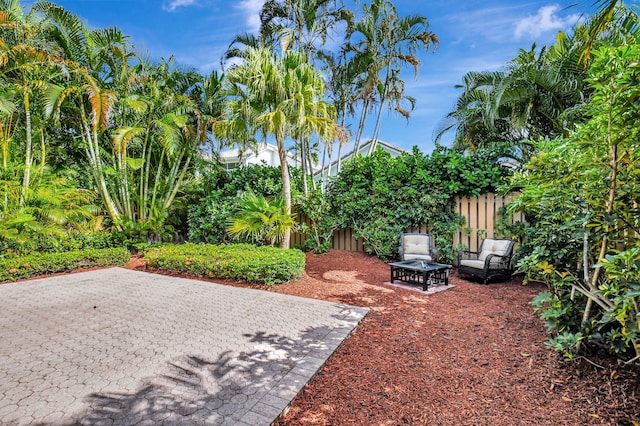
left=291, top=193, right=524, bottom=254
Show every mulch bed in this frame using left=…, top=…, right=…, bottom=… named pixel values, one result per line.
left=130, top=249, right=640, bottom=425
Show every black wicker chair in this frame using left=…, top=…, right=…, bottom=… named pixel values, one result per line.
left=458, top=238, right=515, bottom=284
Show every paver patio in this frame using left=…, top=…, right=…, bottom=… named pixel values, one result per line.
left=0, top=268, right=368, bottom=425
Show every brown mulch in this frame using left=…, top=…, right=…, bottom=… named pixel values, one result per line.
left=127, top=249, right=640, bottom=426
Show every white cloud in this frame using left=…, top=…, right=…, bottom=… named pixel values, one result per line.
left=443, top=5, right=526, bottom=44
left=514, top=5, right=580, bottom=39
left=236, top=0, right=265, bottom=33
left=163, top=0, right=199, bottom=12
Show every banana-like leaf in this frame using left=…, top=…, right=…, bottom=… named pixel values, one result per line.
left=112, top=126, right=144, bottom=155
left=125, top=157, right=145, bottom=170
left=123, top=96, right=149, bottom=114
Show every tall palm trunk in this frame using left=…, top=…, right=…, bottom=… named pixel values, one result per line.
left=370, top=68, right=391, bottom=154
left=20, top=90, right=32, bottom=206
left=1, top=115, right=12, bottom=210
left=336, top=141, right=343, bottom=177
left=333, top=104, right=348, bottom=176
left=353, top=98, right=371, bottom=154
left=277, top=135, right=291, bottom=249
left=300, top=136, right=308, bottom=195
left=80, top=106, right=121, bottom=228
left=139, top=129, right=150, bottom=221
left=306, top=139, right=316, bottom=191
left=320, top=140, right=328, bottom=190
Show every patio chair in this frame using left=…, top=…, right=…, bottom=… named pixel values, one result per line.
left=458, top=238, right=516, bottom=284
left=399, top=233, right=438, bottom=262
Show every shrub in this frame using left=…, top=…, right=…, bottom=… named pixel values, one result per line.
left=145, top=243, right=305, bottom=285
left=0, top=231, right=123, bottom=260
left=227, top=193, right=296, bottom=246
left=507, top=45, right=640, bottom=364
left=0, top=248, right=131, bottom=282
left=187, top=165, right=303, bottom=245
left=321, top=146, right=511, bottom=261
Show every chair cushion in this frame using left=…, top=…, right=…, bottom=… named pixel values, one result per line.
left=403, top=235, right=432, bottom=255
left=460, top=259, right=487, bottom=269
left=478, top=239, right=511, bottom=261
left=460, top=258, right=503, bottom=270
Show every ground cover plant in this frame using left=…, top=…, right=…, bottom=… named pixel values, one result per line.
left=0, top=247, right=130, bottom=282
left=144, top=243, right=305, bottom=285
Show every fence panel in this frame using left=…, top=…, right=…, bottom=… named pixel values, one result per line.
left=453, top=193, right=523, bottom=252
left=291, top=193, right=524, bottom=254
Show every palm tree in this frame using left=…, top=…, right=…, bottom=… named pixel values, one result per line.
left=259, top=0, right=353, bottom=57
left=227, top=192, right=295, bottom=246
left=259, top=0, right=352, bottom=192
left=435, top=70, right=509, bottom=152
left=362, top=0, right=437, bottom=153
left=581, top=0, right=621, bottom=62
left=0, top=0, right=62, bottom=204
left=437, top=7, right=639, bottom=163
left=221, top=32, right=269, bottom=71
left=214, top=47, right=337, bottom=248
left=40, top=3, right=203, bottom=239
left=350, top=0, right=437, bottom=153
left=435, top=46, right=581, bottom=163
left=317, top=48, right=358, bottom=180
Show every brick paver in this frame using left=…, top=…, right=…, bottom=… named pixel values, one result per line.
left=0, top=268, right=368, bottom=425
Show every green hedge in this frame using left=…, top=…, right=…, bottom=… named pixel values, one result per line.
left=145, top=243, right=306, bottom=285
left=0, top=248, right=131, bottom=282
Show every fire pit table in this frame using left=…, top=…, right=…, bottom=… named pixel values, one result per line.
left=389, top=259, right=452, bottom=291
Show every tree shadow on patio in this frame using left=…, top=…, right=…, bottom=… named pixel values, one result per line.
left=50, top=323, right=344, bottom=425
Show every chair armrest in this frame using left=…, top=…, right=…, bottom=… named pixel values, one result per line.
left=484, top=253, right=511, bottom=269
left=458, top=250, right=480, bottom=261
left=432, top=248, right=439, bottom=262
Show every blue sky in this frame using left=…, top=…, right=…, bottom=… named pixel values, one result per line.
left=49, top=0, right=601, bottom=154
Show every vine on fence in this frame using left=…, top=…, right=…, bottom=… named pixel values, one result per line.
left=315, top=145, right=512, bottom=261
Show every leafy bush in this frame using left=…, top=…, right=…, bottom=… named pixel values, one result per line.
left=0, top=231, right=123, bottom=259
left=187, top=165, right=302, bottom=245
left=0, top=171, right=100, bottom=257
left=320, top=146, right=511, bottom=261
left=508, top=45, right=640, bottom=364
left=0, top=248, right=131, bottom=282
left=145, top=243, right=305, bottom=285
left=294, top=189, right=338, bottom=254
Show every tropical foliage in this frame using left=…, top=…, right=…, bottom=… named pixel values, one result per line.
left=508, top=44, right=640, bottom=364
left=227, top=192, right=296, bottom=246
left=437, top=4, right=639, bottom=164
left=0, top=0, right=223, bottom=247
left=3, top=0, right=640, bottom=366
left=350, top=0, right=438, bottom=153
left=214, top=46, right=338, bottom=248
left=187, top=164, right=302, bottom=245
left=317, top=146, right=512, bottom=260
